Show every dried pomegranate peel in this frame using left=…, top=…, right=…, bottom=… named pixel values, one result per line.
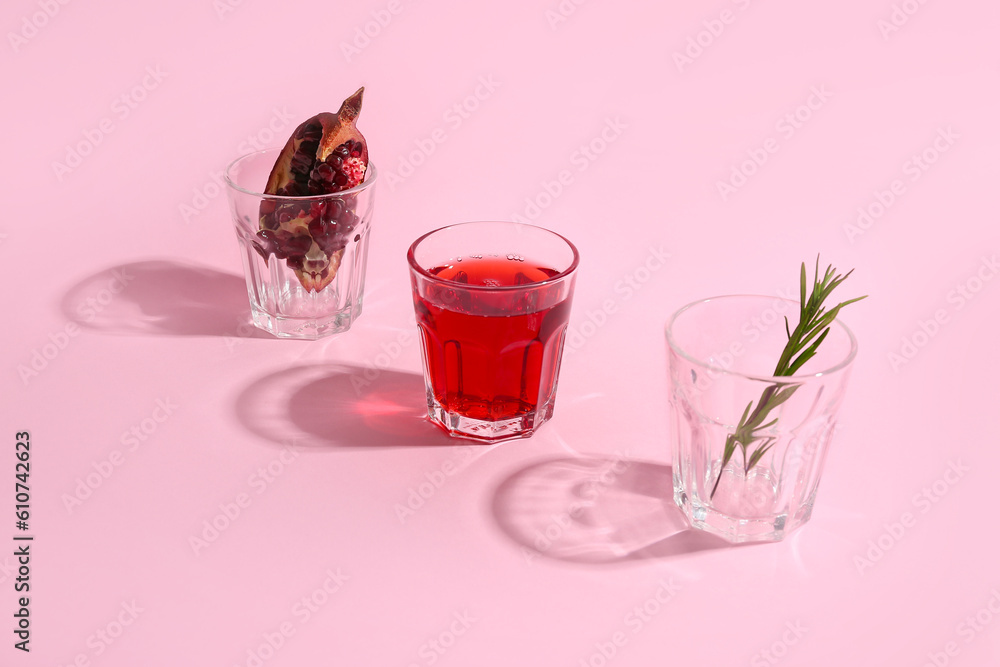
left=256, top=87, right=369, bottom=292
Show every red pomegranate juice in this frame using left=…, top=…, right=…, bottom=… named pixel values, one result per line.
left=413, top=256, right=573, bottom=423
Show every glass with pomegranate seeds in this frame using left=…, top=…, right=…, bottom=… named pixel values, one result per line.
left=407, top=221, right=579, bottom=442
left=225, top=148, right=377, bottom=339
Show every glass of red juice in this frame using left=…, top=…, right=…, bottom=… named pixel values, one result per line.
left=407, top=221, right=579, bottom=442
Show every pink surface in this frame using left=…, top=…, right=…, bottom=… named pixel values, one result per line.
left=4, top=0, right=999, bottom=664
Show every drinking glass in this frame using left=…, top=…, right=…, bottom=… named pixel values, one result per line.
left=407, top=222, right=579, bottom=442
left=224, top=148, right=377, bottom=339
left=667, top=295, right=857, bottom=542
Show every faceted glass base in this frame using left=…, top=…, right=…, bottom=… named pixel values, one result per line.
left=426, top=395, right=555, bottom=443
left=250, top=300, right=361, bottom=339
left=673, top=468, right=818, bottom=544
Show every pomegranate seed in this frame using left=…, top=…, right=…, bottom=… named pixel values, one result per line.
left=308, top=218, right=326, bottom=236
left=314, top=163, right=333, bottom=181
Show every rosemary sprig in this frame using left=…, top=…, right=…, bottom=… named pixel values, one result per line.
left=709, top=257, right=866, bottom=500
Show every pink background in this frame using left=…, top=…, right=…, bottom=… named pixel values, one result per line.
left=4, top=0, right=1000, bottom=664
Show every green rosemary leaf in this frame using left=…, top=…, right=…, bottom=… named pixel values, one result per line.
left=796, top=306, right=842, bottom=350
left=795, top=320, right=832, bottom=357
left=796, top=316, right=829, bottom=347
left=800, top=262, right=807, bottom=318
left=766, top=385, right=799, bottom=410
left=837, top=295, right=867, bottom=309
left=786, top=332, right=828, bottom=375
left=752, top=417, right=779, bottom=434
left=746, top=439, right=777, bottom=472
left=709, top=257, right=866, bottom=499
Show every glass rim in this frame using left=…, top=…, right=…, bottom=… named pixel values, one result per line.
left=665, top=294, right=858, bottom=382
left=224, top=147, right=378, bottom=199
left=406, top=221, right=580, bottom=292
